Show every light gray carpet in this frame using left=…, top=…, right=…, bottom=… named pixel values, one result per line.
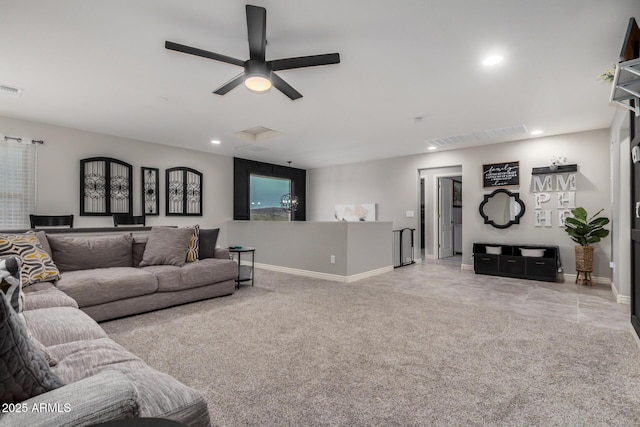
left=101, top=270, right=640, bottom=426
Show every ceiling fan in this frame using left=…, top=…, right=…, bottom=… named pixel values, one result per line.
left=165, top=4, right=340, bottom=100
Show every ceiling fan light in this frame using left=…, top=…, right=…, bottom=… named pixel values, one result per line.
left=245, top=75, right=272, bottom=93
left=244, top=59, right=272, bottom=93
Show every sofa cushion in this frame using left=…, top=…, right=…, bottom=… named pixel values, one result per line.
left=23, top=282, right=78, bottom=311
left=0, top=296, right=64, bottom=404
left=198, top=228, right=220, bottom=260
left=48, top=234, right=133, bottom=272
left=24, top=306, right=108, bottom=347
left=0, top=371, right=139, bottom=427
left=0, top=234, right=61, bottom=286
left=140, top=227, right=193, bottom=267
left=139, top=265, right=183, bottom=292
left=179, top=258, right=238, bottom=290
left=55, top=267, right=158, bottom=308
left=140, top=259, right=236, bottom=292
left=50, top=337, right=210, bottom=425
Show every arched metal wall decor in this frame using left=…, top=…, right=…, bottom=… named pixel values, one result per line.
left=80, top=157, right=132, bottom=216
left=479, top=188, right=526, bottom=229
left=166, top=167, right=203, bottom=216
left=141, top=167, right=160, bottom=216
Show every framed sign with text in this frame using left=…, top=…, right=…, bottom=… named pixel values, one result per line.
left=483, top=161, right=519, bottom=187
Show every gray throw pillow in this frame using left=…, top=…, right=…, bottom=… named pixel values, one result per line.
left=198, top=228, right=220, bottom=260
left=0, top=295, right=64, bottom=403
left=139, top=227, right=194, bottom=267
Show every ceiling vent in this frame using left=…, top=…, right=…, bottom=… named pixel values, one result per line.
left=425, top=132, right=477, bottom=147
left=0, top=85, right=23, bottom=97
left=483, top=124, right=528, bottom=139
left=233, top=126, right=282, bottom=142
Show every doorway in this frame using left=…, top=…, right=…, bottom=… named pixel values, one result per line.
left=419, top=167, right=462, bottom=261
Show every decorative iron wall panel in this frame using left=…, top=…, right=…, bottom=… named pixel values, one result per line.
left=80, top=157, right=132, bottom=216
left=166, top=167, right=202, bottom=216
left=141, top=167, right=159, bottom=216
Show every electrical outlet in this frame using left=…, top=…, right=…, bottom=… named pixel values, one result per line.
left=330, top=255, right=336, bottom=264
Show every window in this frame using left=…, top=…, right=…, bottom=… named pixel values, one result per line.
left=0, top=138, right=37, bottom=229
left=233, top=158, right=306, bottom=221
left=250, top=175, right=291, bottom=221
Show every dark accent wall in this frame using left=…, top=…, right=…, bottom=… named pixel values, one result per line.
left=233, top=157, right=306, bottom=221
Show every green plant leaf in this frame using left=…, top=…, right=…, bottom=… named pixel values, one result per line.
left=571, top=207, right=587, bottom=221
left=563, top=207, right=609, bottom=247
left=589, top=217, right=610, bottom=227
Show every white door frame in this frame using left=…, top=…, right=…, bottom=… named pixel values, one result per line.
left=428, top=172, right=463, bottom=260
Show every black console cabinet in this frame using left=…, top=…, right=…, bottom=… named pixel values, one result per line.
left=473, top=243, right=559, bottom=282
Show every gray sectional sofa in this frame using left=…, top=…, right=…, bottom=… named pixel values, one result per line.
left=0, top=227, right=239, bottom=426
left=44, top=229, right=237, bottom=321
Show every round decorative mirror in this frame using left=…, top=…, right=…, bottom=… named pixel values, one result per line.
left=479, top=188, right=525, bottom=229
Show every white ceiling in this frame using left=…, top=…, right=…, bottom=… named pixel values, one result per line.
left=0, top=0, right=637, bottom=168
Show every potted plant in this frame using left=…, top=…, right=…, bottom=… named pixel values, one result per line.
left=564, top=207, right=610, bottom=274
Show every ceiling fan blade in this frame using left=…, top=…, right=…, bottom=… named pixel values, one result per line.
left=213, top=73, right=245, bottom=95
left=246, top=5, right=266, bottom=61
left=270, top=53, right=340, bottom=71
left=271, top=73, right=302, bottom=100
left=165, top=41, right=245, bottom=67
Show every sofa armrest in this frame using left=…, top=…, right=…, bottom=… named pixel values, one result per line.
left=214, top=248, right=230, bottom=259
left=0, top=371, right=139, bottom=427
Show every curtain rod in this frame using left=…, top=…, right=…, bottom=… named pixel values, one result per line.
left=3, top=135, right=44, bottom=145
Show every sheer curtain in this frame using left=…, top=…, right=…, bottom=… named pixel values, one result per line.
left=0, top=135, right=37, bottom=229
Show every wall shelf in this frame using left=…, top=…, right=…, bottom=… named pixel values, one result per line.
left=610, top=57, right=640, bottom=116
left=531, top=164, right=578, bottom=175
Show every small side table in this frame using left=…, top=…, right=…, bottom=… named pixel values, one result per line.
left=228, top=246, right=255, bottom=289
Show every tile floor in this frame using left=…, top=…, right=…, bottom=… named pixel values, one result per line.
left=359, top=255, right=630, bottom=332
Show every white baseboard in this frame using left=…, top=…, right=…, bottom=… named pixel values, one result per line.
left=611, top=282, right=631, bottom=304
left=254, top=262, right=393, bottom=283
left=344, top=266, right=395, bottom=282
left=561, top=273, right=611, bottom=286
left=461, top=264, right=474, bottom=271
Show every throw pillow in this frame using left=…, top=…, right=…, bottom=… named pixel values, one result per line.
left=139, top=227, right=194, bottom=267
left=0, top=294, right=64, bottom=404
left=0, top=234, right=60, bottom=287
left=0, top=257, right=57, bottom=367
left=185, top=225, right=200, bottom=263
left=132, top=235, right=148, bottom=268
left=28, top=231, right=53, bottom=258
left=198, top=228, right=220, bottom=260
left=0, top=257, right=26, bottom=329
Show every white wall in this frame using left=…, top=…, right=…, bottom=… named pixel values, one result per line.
left=308, top=129, right=613, bottom=281
left=0, top=115, right=235, bottom=244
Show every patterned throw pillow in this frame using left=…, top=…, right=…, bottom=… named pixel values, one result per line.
left=0, top=234, right=60, bottom=286
left=186, top=225, right=200, bottom=263
left=0, top=257, right=26, bottom=329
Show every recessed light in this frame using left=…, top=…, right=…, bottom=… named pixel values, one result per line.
left=427, top=146, right=437, bottom=151
left=482, top=55, right=503, bottom=66
left=210, top=139, right=221, bottom=145
left=530, top=130, right=544, bottom=136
